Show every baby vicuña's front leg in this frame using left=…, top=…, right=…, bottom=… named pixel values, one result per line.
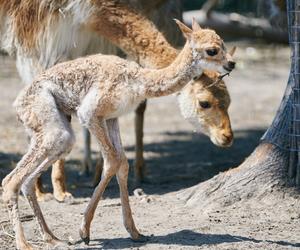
left=107, top=119, right=147, bottom=242
left=78, top=113, right=144, bottom=244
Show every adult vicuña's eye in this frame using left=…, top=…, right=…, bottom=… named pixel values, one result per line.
left=199, top=101, right=211, bottom=109
left=206, top=48, right=218, bottom=56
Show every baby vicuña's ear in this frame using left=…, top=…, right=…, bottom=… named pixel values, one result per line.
left=192, top=17, right=202, bottom=31
left=229, top=46, right=237, bottom=56
left=174, top=19, right=192, bottom=41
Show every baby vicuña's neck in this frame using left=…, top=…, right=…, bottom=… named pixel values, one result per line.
left=139, top=41, right=202, bottom=98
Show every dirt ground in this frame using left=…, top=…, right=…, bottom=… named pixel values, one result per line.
left=0, top=42, right=300, bottom=249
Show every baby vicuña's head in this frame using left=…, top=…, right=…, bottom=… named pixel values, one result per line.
left=175, top=18, right=235, bottom=75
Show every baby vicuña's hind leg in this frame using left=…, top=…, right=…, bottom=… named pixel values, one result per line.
left=2, top=138, right=48, bottom=250
left=2, top=93, right=75, bottom=249
left=21, top=112, right=75, bottom=247
left=22, top=157, right=64, bottom=245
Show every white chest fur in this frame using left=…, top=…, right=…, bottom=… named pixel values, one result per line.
left=107, top=92, right=145, bottom=119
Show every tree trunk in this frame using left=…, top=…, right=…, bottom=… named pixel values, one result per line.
left=178, top=143, right=291, bottom=210
left=178, top=0, right=300, bottom=208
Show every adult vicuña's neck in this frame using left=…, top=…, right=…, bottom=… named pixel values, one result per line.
left=89, top=0, right=178, bottom=69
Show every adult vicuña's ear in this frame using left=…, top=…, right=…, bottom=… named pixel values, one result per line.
left=174, top=19, right=192, bottom=40
left=192, top=17, right=201, bottom=31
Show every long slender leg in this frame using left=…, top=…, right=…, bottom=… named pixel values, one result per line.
left=134, top=100, right=147, bottom=185
left=79, top=119, right=120, bottom=244
left=83, top=128, right=92, bottom=175
left=23, top=116, right=74, bottom=249
left=24, top=112, right=74, bottom=247
left=35, top=177, right=53, bottom=202
left=117, top=157, right=147, bottom=241
left=2, top=139, right=47, bottom=250
left=93, top=153, right=103, bottom=187
left=108, top=119, right=145, bottom=241
left=22, top=157, right=71, bottom=247
left=51, top=159, right=73, bottom=202
left=51, top=114, right=73, bottom=202
left=22, top=158, right=61, bottom=240
left=3, top=93, right=75, bottom=249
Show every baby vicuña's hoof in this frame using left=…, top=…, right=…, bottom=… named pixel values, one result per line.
left=131, top=233, right=151, bottom=243
left=79, top=228, right=90, bottom=245
left=17, top=241, right=34, bottom=250
left=47, top=238, right=72, bottom=249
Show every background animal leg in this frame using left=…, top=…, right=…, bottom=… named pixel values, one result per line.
left=35, top=177, right=53, bottom=202
left=134, top=100, right=147, bottom=185
left=93, top=153, right=103, bottom=187
left=51, top=159, right=73, bottom=202
left=82, top=128, right=92, bottom=176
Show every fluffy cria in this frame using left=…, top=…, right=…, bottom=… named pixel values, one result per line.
left=3, top=19, right=235, bottom=250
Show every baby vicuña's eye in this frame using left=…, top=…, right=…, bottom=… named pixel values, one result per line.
left=206, top=48, right=219, bottom=56
left=199, top=101, right=211, bottom=109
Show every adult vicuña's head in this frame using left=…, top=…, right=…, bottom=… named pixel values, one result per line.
left=177, top=70, right=233, bottom=147
left=175, top=18, right=236, bottom=75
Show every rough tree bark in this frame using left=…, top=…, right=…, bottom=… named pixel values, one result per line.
left=178, top=0, right=299, bottom=209
left=178, top=143, right=290, bottom=209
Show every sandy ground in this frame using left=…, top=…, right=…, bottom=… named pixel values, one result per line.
left=0, top=42, right=300, bottom=249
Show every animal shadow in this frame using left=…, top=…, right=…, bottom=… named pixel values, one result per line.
left=80, top=229, right=300, bottom=249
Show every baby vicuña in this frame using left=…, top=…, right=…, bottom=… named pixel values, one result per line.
left=2, top=19, right=235, bottom=250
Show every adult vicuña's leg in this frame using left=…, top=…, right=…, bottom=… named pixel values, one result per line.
left=35, top=177, right=53, bottom=202
left=51, top=159, right=73, bottom=202
left=51, top=114, right=73, bottom=202
left=134, top=100, right=147, bottom=185
left=93, top=154, right=103, bottom=187
left=79, top=119, right=121, bottom=244
left=83, top=128, right=92, bottom=175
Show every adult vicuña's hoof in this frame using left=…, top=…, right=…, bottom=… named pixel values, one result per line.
left=36, top=192, right=53, bottom=202
left=54, top=191, right=74, bottom=204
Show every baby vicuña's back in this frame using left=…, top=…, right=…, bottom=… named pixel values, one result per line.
left=15, top=53, right=146, bottom=124
left=40, top=54, right=141, bottom=93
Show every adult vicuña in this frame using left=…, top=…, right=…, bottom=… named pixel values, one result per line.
left=0, top=0, right=232, bottom=201
left=2, top=20, right=235, bottom=250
